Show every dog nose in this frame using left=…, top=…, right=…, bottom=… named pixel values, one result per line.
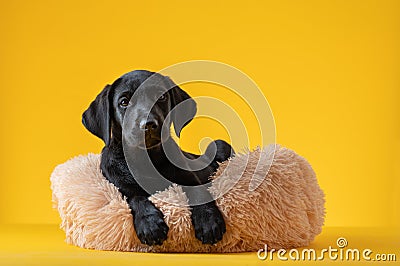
left=140, top=119, right=158, bottom=131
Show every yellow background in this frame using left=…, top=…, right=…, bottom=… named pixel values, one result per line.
left=0, top=0, right=398, bottom=231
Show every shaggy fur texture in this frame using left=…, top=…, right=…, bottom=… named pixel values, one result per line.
left=50, top=145, right=325, bottom=252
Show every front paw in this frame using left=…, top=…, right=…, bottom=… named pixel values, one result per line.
left=134, top=209, right=169, bottom=246
left=192, top=204, right=226, bottom=244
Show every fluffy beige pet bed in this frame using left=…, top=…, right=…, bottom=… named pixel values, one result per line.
left=50, top=145, right=325, bottom=252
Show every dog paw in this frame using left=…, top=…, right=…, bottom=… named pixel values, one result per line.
left=134, top=210, right=169, bottom=246
left=192, top=204, right=226, bottom=245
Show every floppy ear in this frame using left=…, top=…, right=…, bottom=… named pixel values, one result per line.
left=170, top=85, right=197, bottom=137
left=82, top=84, right=113, bottom=146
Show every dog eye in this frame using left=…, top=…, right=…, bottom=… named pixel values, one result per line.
left=119, top=97, right=130, bottom=107
left=158, top=94, right=167, bottom=101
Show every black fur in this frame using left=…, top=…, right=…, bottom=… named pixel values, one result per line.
left=82, top=70, right=234, bottom=245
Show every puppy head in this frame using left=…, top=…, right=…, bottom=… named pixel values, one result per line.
left=82, top=70, right=197, bottom=149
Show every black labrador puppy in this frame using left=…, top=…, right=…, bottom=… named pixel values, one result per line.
left=82, top=70, right=234, bottom=245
